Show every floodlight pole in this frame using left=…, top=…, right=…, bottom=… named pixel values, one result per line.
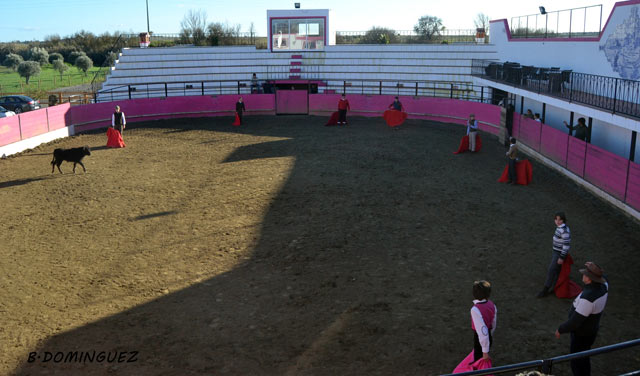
left=146, top=0, right=150, bottom=34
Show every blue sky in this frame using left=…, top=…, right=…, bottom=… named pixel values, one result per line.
left=0, top=0, right=616, bottom=42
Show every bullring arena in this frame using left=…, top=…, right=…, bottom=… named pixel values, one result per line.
left=1, top=111, right=639, bottom=375
left=3, top=2, right=640, bottom=375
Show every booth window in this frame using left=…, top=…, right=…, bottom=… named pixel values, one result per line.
left=271, top=18, right=325, bottom=51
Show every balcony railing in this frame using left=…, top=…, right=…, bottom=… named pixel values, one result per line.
left=336, top=29, right=486, bottom=44
left=472, top=59, right=640, bottom=118
left=510, top=5, right=603, bottom=39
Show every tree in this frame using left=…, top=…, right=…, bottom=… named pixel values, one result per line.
left=49, top=52, right=64, bottom=64
left=105, top=51, right=117, bottom=66
left=360, top=27, right=399, bottom=44
left=53, top=59, right=69, bottom=79
left=3, top=53, right=23, bottom=71
left=414, top=15, right=444, bottom=41
left=68, top=51, right=87, bottom=64
left=474, top=13, right=490, bottom=31
left=17, top=61, right=41, bottom=84
left=180, top=9, right=208, bottom=46
left=29, top=46, right=49, bottom=66
left=75, top=55, right=93, bottom=76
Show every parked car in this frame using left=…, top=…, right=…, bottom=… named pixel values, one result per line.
left=0, top=95, right=41, bottom=114
left=0, top=105, right=16, bottom=118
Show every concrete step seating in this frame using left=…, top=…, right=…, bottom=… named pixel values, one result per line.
left=99, top=44, right=498, bottom=100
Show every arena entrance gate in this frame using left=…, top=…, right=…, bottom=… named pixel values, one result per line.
left=274, top=82, right=318, bottom=115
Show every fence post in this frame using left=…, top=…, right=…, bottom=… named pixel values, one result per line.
left=415, top=82, right=418, bottom=96
left=569, top=73, right=574, bottom=102
left=201, top=81, right=204, bottom=96
left=379, top=81, right=382, bottom=95
left=450, top=83, right=453, bottom=99
left=343, top=81, right=346, bottom=95
left=128, top=85, right=132, bottom=100
left=481, top=87, right=484, bottom=103
left=612, top=78, right=618, bottom=114
left=165, top=83, right=168, bottom=97
left=238, top=81, right=241, bottom=95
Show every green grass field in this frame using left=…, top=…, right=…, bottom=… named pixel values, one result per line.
left=0, top=64, right=107, bottom=95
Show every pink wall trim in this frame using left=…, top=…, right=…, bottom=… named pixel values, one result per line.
left=0, top=115, right=21, bottom=146
left=72, top=95, right=276, bottom=132
left=567, top=137, right=587, bottom=177
left=584, top=143, right=630, bottom=201
left=18, top=109, right=49, bottom=140
left=46, top=103, right=71, bottom=131
left=517, top=117, right=542, bottom=151
left=626, top=162, right=640, bottom=211
left=490, top=0, right=640, bottom=42
left=540, top=125, right=569, bottom=166
left=309, top=95, right=502, bottom=131
left=276, top=91, right=308, bottom=114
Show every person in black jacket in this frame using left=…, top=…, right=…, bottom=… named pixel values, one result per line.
left=564, top=117, right=588, bottom=141
left=555, top=261, right=608, bottom=376
left=236, top=97, right=246, bottom=125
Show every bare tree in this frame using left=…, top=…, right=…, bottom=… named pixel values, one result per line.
left=474, top=13, right=490, bottom=31
left=180, top=9, right=208, bottom=46
left=249, top=22, right=256, bottom=44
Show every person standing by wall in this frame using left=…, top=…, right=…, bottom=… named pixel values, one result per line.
left=388, top=96, right=403, bottom=111
left=111, top=105, right=126, bottom=135
left=251, top=73, right=259, bottom=94
left=337, top=94, right=350, bottom=125
left=564, top=117, right=588, bottom=141
left=506, top=137, right=518, bottom=184
left=555, top=261, right=608, bottom=376
left=467, top=114, right=479, bottom=152
left=235, top=97, right=246, bottom=125
left=538, top=212, right=571, bottom=298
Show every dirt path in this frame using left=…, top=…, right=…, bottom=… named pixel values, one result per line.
left=1, top=115, right=638, bottom=375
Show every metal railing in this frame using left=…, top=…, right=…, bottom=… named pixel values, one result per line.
left=440, top=338, right=640, bottom=375
left=95, top=77, right=496, bottom=105
left=472, top=59, right=640, bottom=118
left=510, top=5, right=603, bottom=39
left=336, top=29, right=486, bottom=44
left=119, top=32, right=268, bottom=49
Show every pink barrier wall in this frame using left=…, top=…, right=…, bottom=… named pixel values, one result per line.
left=18, top=109, right=49, bottom=139
left=540, top=125, right=569, bottom=166
left=0, top=115, right=21, bottom=146
left=626, top=162, right=640, bottom=211
left=276, top=90, right=308, bottom=114
left=309, top=95, right=502, bottom=131
left=73, top=95, right=276, bottom=132
left=584, top=144, right=630, bottom=201
left=517, top=117, right=541, bottom=151
left=567, top=137, right=587, bottom=177
left=46, top=103, right=71, bottom=131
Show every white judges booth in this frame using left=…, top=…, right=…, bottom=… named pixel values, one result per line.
left=267, top=9, right=334, bottom=51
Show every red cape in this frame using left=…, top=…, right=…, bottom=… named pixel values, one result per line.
left=555, top=254, right=582, bottom=298
left=106, top=127, right=125, bottom=148
left=453, top=351, right=493, bottom=374
left=383, top=110, right=407, bottom=127
left=453, top=134, right=483, bottom=154
left=232, top=112, right=241, bottom=126
left=325, top=111, right=340, bottom=126
left=497, top=160, right=533, bottom=185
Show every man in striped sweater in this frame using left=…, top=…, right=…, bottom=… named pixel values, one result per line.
left=537, top=212, right=571, bottom=298
left=555, top=261, right=608, bottom=376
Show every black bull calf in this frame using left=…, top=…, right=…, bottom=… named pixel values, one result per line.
left=51, top=146, right=91, bottom=174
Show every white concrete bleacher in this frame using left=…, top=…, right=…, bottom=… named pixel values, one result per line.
left=98, top=43, right=498, bottom=101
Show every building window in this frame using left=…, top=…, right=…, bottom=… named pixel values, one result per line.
left=271, top=18, right=325, bottom=51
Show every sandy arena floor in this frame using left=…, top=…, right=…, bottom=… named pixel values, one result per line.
left=1, top=115, right=639, bottom=375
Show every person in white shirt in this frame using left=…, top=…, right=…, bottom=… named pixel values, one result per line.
left=470, top=280, right=497, bottom=361
left=111, top=106, right=126, bottom=135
